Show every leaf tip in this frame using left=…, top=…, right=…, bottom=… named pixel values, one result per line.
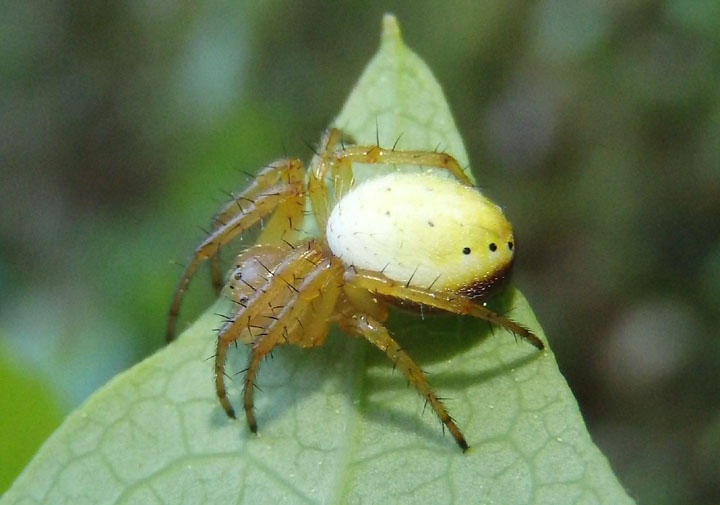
left=381, top=13, right=402, bottom=46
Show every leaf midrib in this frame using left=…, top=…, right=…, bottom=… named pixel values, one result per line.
left=327, top=336, right=367, bottom=505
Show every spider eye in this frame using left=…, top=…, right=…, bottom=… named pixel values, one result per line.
left=489, top=243, right=497, bottom=252
left=462, top=247, right=471, bottom=255
left=508, top=241, right=514, bottom=250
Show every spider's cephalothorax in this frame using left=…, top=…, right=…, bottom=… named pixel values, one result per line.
left=166, top=128, right=544, bottom=451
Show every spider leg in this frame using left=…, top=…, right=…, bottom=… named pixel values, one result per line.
left=341, top=312, right=468, bottom=451
left=346, top=270, right=545, bottom=351
left=166, top=168, right=304, bottom=342
left=241, top=258, right=343, bottom=431
left=213, top=241, right=324, bottom=417
left=307, top=128, right=470, bottom=229
left=331, top=142, right=472, bottom=198
left=207, top=159, right=304, bottom=295
left=308, top=128, right=343, bottom=231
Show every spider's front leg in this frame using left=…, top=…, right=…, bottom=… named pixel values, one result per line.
left=340, top=311, right=469, bottom=451
left=213, top=240, right=344, bottom=433
left=240, top=257, right=343, bottom=432
left=166, top=158, right=305, bottom=342
left=212, top=242, right=324, bottom=418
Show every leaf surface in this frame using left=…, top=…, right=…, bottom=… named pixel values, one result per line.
left=1, top=15, right=634, bottom=505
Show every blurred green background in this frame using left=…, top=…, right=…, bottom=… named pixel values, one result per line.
left=1, top=1, right=719, bottom=502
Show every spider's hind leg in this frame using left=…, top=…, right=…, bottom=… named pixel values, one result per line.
left=331, top=142, right=472, bottom=189
left=347, top=270, right=545, bottom=351
left=341, top=312, right=469, bottom=451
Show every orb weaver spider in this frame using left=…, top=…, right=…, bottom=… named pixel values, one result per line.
left=166, top=128, right=544, bottom=451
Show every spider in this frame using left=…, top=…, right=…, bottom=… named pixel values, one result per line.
left=166, top=128, right=544, bottom=451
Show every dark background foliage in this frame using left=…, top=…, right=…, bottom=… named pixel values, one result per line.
left=1, top=1, right=719, bottom=502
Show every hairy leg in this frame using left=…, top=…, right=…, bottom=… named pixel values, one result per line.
left=166, top=161, right=305, bottom=341
left=213, top=241, right=324, bottom=418
left=208, top=159, right=304, bottom=295
left=308, top=128, right=470, bottom=220
left=331, top=143, right=472, bottom=201
left=346, top=270, right=545, bottom=351
left=308, top=128, right=343, bottom=232
left=341, top=312, right=468, bottom=451
left=240, top=257, right=343, bottom=431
